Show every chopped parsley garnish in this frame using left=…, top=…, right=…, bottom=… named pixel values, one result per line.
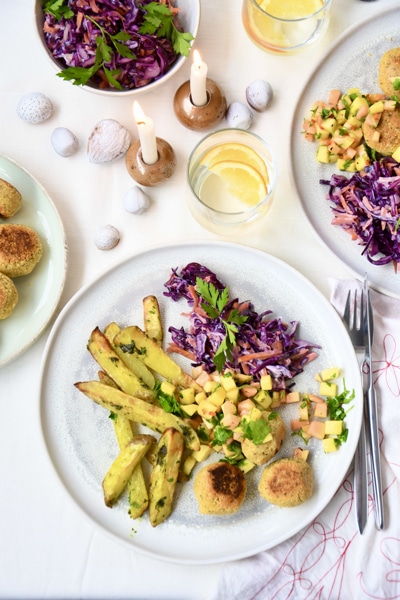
left=154, top=381, right=184, bottom=416
left=195, top=277, right=248, bottom=372
left=242, top=418, right=271, bottom=445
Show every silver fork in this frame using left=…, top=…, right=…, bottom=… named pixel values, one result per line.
left=343, top=288, right=368, bottom=534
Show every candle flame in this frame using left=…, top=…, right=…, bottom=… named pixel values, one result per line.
left=193, top=49, right=202, bottom=67
left=133, top=100, right=146, bottom=125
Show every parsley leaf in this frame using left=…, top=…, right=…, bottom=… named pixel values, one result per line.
left=154, top=381, right=184, bottom=416
left=44, top=0, right=74, bottom=21
left=242, top=418, right=271, bottom=445
left=195, top=277, right=248, bottom=372
left=139, top=1, right=194, bottom=57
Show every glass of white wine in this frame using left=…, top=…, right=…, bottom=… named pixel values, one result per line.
left=242, top=0, right=332, bottom=55
left=187, top=129, right=277, bottom=235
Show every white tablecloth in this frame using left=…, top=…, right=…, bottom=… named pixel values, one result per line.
left=0, top=1, right=395, bottom=598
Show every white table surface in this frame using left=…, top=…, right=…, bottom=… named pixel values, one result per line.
left=0, top=0, right=393, bottom=598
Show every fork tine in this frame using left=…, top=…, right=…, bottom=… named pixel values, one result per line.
left=343, top=289, right=352, bottom=327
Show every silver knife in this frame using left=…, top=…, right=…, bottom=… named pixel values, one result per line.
left=363, top=275, right=384, bottom=530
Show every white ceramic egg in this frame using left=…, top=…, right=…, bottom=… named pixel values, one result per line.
left=246, top=80, right=273, bottom=112
left=123, top=186, right=151, bottom=214
left=94, top=224, right=120, bottom=250
left=17, top=92, right=54, bottom=124
left=225, top=102, right=253, bottom=129
left=51, top=127, right=79, bottom=157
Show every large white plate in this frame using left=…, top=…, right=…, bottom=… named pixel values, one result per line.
left=39, top=241, right=362, bottom=565
left=0, top=155, right=67, bottom=366
left=290, top=4, right=400, bottom=299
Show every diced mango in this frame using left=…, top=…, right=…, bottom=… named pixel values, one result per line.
left=225, top=388, right=240, bottom=403
left=203, top=380, right=218, bottom=394
left=160, top=381, right=176, bottom=396
left=181, top=403, right=199, bottom=417
left=219, top=374, right=238, bottom=393
left=323, top=438, right=339, bottom=453
left=179, top=387, right=195, bottom=405
left=197, top=400, right=218, bottom=419
left=254, top=390, right=273, bottom=410
left=192, top=444, right=213, bottom=462
left=307, top=420, right=325, bottom=440
left=324, top=420, right=343, bottom=435
left=316, top=145, right=330, bottom=164
left=195, top=391, right=207, bottom=404
left=320, top=367, right=340, bottom=381
left=319, top=381, right=338, bottom=397
left=182, top=455, right=196, bottom=476
left=208, top=386, right=226, bottom=407
left=369, top=100, right=384, bottom=114
left=313, top=402, right=328, bottom=418
left=260, top=374, right=273, bottom=391
left=286, top=391, right=301, bottom=403
left=238, top=458, right=256, bottom=474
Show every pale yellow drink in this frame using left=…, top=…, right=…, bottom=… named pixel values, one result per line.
left=242, top=0, right=331, bottom=55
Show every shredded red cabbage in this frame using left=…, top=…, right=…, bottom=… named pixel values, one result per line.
left=163, top=263, right=320, bottom=390
left=42, top=0, right=180, bottom=90
left=320, top=157, right=400, bottom=270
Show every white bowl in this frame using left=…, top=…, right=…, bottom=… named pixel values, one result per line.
left=34, top=0, right=200, bottom=96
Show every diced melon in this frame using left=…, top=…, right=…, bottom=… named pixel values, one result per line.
left=369, top=100, right=384, bottom=114
left=316, top=145, right=330, bottom=164
left=323, top=438, right=338, bottom=453
left=324, top=420, right=343, bottom=435
left=286, top=391, right=301, bottom=404
left=349, top=95, right=369, bottom=116
left=307, top=420, right=325, bottom=440
left=299, top=403, right=309, bottom=421
left=313, top=402, right=328, bottom=418
left=293, top=448, right=310, bottom=461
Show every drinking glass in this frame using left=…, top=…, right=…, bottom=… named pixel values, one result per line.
left=242, top=0, right=332, bottom=55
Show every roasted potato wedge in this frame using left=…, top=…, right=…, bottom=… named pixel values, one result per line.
left=143, top=295, right=163, bottom=346
left=102, top=434, right=155, bottom=507
left=149, top=428, right=184, bottom=527
left=75, top=380, right=200, bottom=451
left=87, top=327, right=155, bottom=402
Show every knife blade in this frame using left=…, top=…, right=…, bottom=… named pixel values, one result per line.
left=363, top=275, right=384, bottom=530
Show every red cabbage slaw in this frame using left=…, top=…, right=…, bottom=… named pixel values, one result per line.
left=163, top=263, right=320, bottom=391
left=320, top=158, right=400, bottom=270
left=42, top=0, right=181, bottom=90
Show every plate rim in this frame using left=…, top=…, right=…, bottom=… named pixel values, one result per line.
left=38, top=239, right=362, bottom=564
left=0, top=153, right=68, bottom=367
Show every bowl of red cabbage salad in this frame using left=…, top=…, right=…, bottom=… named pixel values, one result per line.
left=163, top=262, right=321, bottom=391
left=37, top=0, right=199, bottom=95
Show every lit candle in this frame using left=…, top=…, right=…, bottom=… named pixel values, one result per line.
left=133, top=101, right=158, bottom=165
left=190, top=50, right=208, bottom=107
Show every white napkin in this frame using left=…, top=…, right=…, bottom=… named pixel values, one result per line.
left=209, top=278, right=400, bottom=600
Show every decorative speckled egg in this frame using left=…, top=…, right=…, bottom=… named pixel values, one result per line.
left=94, top=224, right=120, bottom=250
left=17, top=92, right=54, bottom=124
left=246, top=80, right=273, bottom=112
left=87, top=119, right=131, bottom=164
left=225, top=102, right=253, bottom=129
left=123, top=186, right=151, bottom=214
left=51, top=127, right=79, bottom=157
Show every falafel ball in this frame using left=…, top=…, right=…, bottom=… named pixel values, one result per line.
left=378, top=48, right=400, bottom=98
left=194, top=462, right=247, bottom=515
left=362, top=106, right=400, bottom=156
left=241, top=412, right=286, bottom=466
left=258, top=457, right=313, bottom=507
left=0, top=272, right=18, bottom=319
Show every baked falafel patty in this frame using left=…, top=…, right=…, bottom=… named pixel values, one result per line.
left=258, top=457, right=313, bottom=507
left=0, top=179, right=22, bottom=218
left=0, top=223, right=42, bottom=278
left=241, top=412, right=286, bottom=466
left=194, top=462, right=247, bottom=515
left=378, top=48, right=400, bottom=98
left=0, top=272, right=19, bottom=319
left=362, top=106, right=400, bottom=157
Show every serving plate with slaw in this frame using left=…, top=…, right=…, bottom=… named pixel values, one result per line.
left=290, top=4, right=400, bottom=299
left=39, top=241, right=362, bottom=564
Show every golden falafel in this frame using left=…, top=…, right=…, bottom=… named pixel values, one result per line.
left=362, top=106, right=400, bottom=156
left=241, top=412, right=286, bottom=466
left=0, top=223, right=42, bottom=277
left=0, top=272, right=18, bottom=319
left=194, top=462, right=247, bottom=515
left=0, top=179, right=22, bottom=218
left=378, top=48, right=400, bottom=98
left=258, top=457, right=313, bottom=507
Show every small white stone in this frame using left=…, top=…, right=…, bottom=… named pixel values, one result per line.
left=225, top=101, right=253, bottom=129
left=123, top=186, right=151, bottom=214
left=94, top=224, right=120, bottom=250
left=17, top=92, right=54, bottom=124
left=51, top=127, right=79, bottom=157
left=246, top=80, right=273, bottom=112
left=87, top=119, right=131, bottom=164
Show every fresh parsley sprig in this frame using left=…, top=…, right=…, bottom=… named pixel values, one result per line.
left=44, top=0, right=74, bottom=21
left=56, top=16, right=135, bottom=88
left=139, top=1, right=194, bottom=57
left=195, top=277, right=248, bottom=372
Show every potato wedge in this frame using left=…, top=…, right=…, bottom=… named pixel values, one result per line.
left=114, top=326, right=201, bottom=391
left=104, top=322, right=156, bottom=390
left=143, top=295, right=163, bottom=346
left=149, top=428, right=184, bottom=527
left=75, top=380, right=200, bottom=451
left=87, top=327, right=155, bottom=402
left=112, top=413, right=151, bottom=518
left=102, top=434, right=155, bottom=507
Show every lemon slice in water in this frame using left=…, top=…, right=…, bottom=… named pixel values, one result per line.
left=257, top=0, right=323, bottom=19
left=201, top=143, right=269, bottom=184
left=208, top=160, right=268, bottom=207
